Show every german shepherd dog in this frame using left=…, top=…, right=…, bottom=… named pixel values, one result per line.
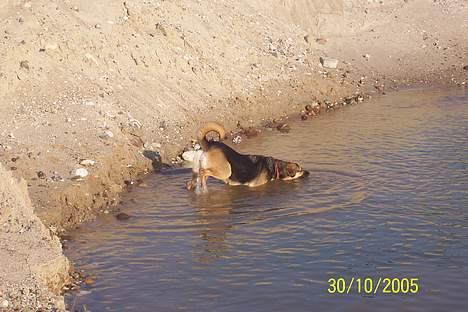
left=186, top=122, right=308, bottom=193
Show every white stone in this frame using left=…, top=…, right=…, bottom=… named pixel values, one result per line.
left=79, top=159, right=95, bottom=166
left=72, top=168, right=89, bottom=179
left=319, top=57, right=339, bottom=69
left=1, top=299, right=9, bottom=308
left=45, top=43, right=58, bottom=50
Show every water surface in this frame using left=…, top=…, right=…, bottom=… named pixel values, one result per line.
left=66, top=89, right=468, bottom=312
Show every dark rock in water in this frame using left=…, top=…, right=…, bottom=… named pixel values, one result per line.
left=244, top=127, right=259, bottom=138
left=83, top=277, right=94, bottom=286
left=276, top=123, right=291, bottom=133
left=60, top=234, right=73, bottom=242
left=116, top=212, right=132, bottom=220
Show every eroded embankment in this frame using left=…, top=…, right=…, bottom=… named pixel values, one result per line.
left=0, top=164, right=69, bottom=311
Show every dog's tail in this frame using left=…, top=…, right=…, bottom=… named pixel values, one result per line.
left=197, top=122, right=226, bottom=151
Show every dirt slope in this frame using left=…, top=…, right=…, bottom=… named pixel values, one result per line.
left=0, top=164, right=69, bottom=311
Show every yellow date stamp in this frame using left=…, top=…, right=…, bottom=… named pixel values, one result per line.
left=327, top=277, right=419, bottom=295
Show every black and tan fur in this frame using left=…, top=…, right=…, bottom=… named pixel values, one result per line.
left=187, top=122, right=308, bottom=193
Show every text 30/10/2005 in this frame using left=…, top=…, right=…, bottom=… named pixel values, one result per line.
left=327, top=277, right=419, bottom=295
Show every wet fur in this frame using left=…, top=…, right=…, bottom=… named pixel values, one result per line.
left=187, top=122, right=307, bottom=193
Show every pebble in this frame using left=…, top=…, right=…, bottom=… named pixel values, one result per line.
left=232, top=135, right=242, bottom=144
left=72, top=168, right=89, bottom=179
left=363, top=54, right=371, bottom=60
left=300, top=114, right=308, bottom=120
left=244, top=127, right=259, bottom=138
left=316, top=38, right=327, bottom=45
left=99, top=130, right=114, bottom=139
left=320, top=57, right=338, bottom=69
left=116, top=212, right=132, bottom=220
left=463, top=65, right=468, bottom=70
left=51, top=171, right=64, bottom=182
left=80, top=159, right=96, bottom=166
left=19, top=60, right=29, bottom=70
left=45, top=43, right=58, bottom=50
left=83, top=277, right=94, bottom=286
left=37, top=171, right=46, bottom=179
left=276, top=123, right=291, bottom=133
left=1, top=299, right=8, bottom=308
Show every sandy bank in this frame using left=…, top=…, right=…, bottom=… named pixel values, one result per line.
left=0, top=164, right=69, bottom=311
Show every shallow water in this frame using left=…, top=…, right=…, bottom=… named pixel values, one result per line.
left=65, top=89, right=468, bottom=312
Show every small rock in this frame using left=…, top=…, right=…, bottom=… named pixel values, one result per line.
left=116, top=212, right=132, bottom=220
left=99, top=130, right=114, bottom=139
left=363, top=54, right=371, bottom=60
left=463, top=65, right=468, bottom=70
left=83, top=277, right=94, bottom=286
left=374, top=84, right=385, bottom=94
left=300, top=114, right=308, bottom=120
left=315, top=38, right=327, bottom=45
left=11, top=156, right=20, bottom=162
left=19, top=60, right=29, bottom=70
left=45, top=43, right=58, bottom=50
left=276, top=123, right=291, bottom=133
left=51, top=171, right=64, bottom=182
left=94, top=24, right=101, bottom=29
left=80, top=159, right=96, bottom=166
left=1, top=299, right=9, bottom=308
left=37, top=171, right=46, bottom=179
left=244, top=127, right=259, bottom=138
left=320, top=56, right=338, bottom=69
left=72, top=168, right=89, bottom=179
left=193, top=143, right=201, bottom=150
left=232, top=135, right=242, bottom=144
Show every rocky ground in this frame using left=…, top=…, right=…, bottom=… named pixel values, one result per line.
left=0, top=0, right=466, bottom=310
left=0, top=164, right=69, bottom=311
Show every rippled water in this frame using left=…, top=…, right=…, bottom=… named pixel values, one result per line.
left=65, top=89, right=468, bottom=312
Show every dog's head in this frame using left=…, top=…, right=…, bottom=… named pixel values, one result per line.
left=275, top=161, right=309, bottom=180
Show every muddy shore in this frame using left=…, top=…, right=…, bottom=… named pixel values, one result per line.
left=0, top=0, right=467, bottom=310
